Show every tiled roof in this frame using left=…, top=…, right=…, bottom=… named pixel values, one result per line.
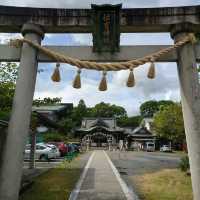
left=90, top=118, right=110, bottom=128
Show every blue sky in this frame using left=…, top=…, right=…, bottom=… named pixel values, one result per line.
left=0, top=0, right=199, bottom=115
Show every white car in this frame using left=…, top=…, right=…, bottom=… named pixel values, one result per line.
left=24, top=143, right=60, bottom=161
left=160, top=145, right=172, bottom=152
left=46, top=144, right=60, bottom=158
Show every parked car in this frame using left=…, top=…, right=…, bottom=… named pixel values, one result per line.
left=68, top=143, right=81, bottom=153
left=71, top=142, right=81, bottom=148
left=160, top=145, right=172, bottom=152
left=24, top=143, right=59, bottom=161
left=146, top=142, right=155, bottom=152
left=46, top=144, right=60, bottom=158
left=48, top=142, right=68, bottom=156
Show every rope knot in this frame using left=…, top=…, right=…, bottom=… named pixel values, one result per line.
left=150, top=57, right=155, bottom=62
left=187, top=33, right=197, bottom=44
left=9, top=39, right=23, bottom=48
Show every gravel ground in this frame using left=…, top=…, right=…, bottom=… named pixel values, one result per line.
left=107, top=151, right=182, bottom=198
left=107, top=151, right=181, bottom=176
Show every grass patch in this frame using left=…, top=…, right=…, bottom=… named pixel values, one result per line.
left=133, top=169, right=193, bottom=200
left=20, top=158, right=82, bottom=200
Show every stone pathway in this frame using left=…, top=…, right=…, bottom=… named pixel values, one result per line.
left=71, top=150, right=134, bottom=200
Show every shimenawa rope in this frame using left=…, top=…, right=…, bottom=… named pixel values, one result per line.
left=9, top=33, right=196, bottom=90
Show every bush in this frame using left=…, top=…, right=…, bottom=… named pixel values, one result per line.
left=179, top=155, right=190, bottom=172
left=0, top=110, right=10, bottom=120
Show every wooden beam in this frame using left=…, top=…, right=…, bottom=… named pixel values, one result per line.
left=0, top=44, right=200, bottom=63
left=0, top=5, right=200, bottom=33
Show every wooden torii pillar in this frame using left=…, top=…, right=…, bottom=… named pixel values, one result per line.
left=0, top=23, right=44, bottom=200
left=171, top=23, right=200, bottom=200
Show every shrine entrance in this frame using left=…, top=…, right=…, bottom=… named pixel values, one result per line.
left=76, top=118, right=124, bottom=150
left=0, top=4, right=200, bottom=200
left=82, top=132, right=114, bottom=149
left=91, top=133, right=109, bottom=148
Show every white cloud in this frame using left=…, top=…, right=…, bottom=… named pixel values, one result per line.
left=120, top=33, right=173, bottom=45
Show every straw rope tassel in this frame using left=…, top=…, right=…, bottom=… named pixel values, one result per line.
left=99, top=71, right=107, bottom=91
left=126, top=68, right=135, bottom=87
left=147, top=59, right=156, bottom=79
left=73, top=69, right=81, bottom=89
left=51, top=63, right=61, bottom=82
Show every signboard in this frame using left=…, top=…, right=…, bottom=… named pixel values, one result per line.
left=92, top=4, right=121, bottom=53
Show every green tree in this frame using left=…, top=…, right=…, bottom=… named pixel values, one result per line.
left=158, top=100, right=174, bottom=110
left=0, top=62, right=18, bottom=83
left=77, top=99, right=87, bottom=113
left=71, top=99, right=88, bottom=127
left=59, top=118, right=74, bottom=135
left=0, top=63, right=18, bottom=114
left=140, top=100, right=174, bottom=118
left=0, top=82, right=15, bottom=111
left=110, top=104, right=127, bottom=119
left=70, top=101, right=127, bottom=128
left=117, top=115, right=142, bottom=128
left=90, top=102, right=127, bottom=119
left=140, top=100, right=158, bottom=118
left=153, top=103, right=185, bottom=142
left=33, top=97, right=62, bottom=106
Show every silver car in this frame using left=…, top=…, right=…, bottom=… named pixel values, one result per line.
left=24, top=143, right=60, bottom=160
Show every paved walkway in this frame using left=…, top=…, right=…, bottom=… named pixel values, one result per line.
left=71, top=150, right=134, bottom=200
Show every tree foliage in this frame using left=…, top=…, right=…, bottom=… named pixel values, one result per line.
left=140, top=100, right=174, bottom=118
left=33, top=97, right=62, bottom=106
left=0, top=62, right=18, bottom=83
left=89, top=102, right=127, bottom=119
left=0, top=63, right=18, bottom=112
left=71, top=99, right=88, bottom=127
left=43, top=132, right=66, bottom=142
left=0, top=82, right=15, bottom=111
left=117, top=115, right=142, bottom=128
left=69, top=100, right=128, bottom=128
left=153, top=103, right=185, bottom=142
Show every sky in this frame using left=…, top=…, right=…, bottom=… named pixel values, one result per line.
left=0, top=0, right=199, bottom=116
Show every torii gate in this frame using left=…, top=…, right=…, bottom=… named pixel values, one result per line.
left=0, top=4, right=200, bottom=200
